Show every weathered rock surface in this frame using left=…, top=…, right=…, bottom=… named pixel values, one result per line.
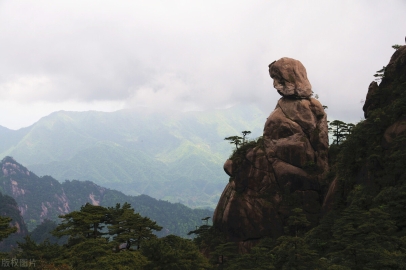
left=323, top=45, right=406, bottom=214
left=362, top=45, right=406, bottom=117
left=214, top=58, right=328, bottom=251
left=362, top=81, right=379, bottom=119
left=268, top=57, right=312, bottom=98
left=382, top=117, right=406, bottom=148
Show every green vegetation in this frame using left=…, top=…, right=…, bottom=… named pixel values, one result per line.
left=0, top=104, right=265, bottom=208
left=184, top=46, right=406, bottom=268
left=392, top=44, right=402, bottom=50
left=374, top=66, right=386, bottom=82
left=0, top=192, right=27, bottom=252
left=328, top=120, right=355, bottom=145
left=0, top=157, right=213, bottom=237
left=224, top=135, right=243, bottom=149
left=30, top=219, right=67, bottom=245
left=0, top=216, right=17, bottom=242
left=1, top=203, right=210, bottom=269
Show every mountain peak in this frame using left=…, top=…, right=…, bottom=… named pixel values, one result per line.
left=1, top=156, right=31, bottom=178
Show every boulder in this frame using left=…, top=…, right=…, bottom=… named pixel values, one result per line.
left=223, top=159, right=233, bottom=177
left=268, top=57, right=312, bottom=98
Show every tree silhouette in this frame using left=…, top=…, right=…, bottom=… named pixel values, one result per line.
left=224, top=136, right=243, bottom=149
left=225, top=130, right=252, bottom=149
left=52, top=203, right=109, bottom=242
left=374, top=66, right=386, bottom=82
left=241, top=131, right=251, bottom=145
left=328, top=120, right=352, bottom=145
left=392, top=44, right=401, bottom=50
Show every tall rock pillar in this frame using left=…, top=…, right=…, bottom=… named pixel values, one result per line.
left=213, top=57, right=329, bottom=251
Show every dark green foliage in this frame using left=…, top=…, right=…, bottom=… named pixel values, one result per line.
left=11, top=203, right=167, bottom=269
left=53, top=203, right=110, bottom=242
left=286, top=208, right=311, bottom=237
left=16, top=235, right=65, bottom=267
left=392, top=44, right=402, bottom=50
left=0, top=105, right=265, bottom=209
left=225, top=130, right=255, bottom=153
left=374, top=66, right=386, bottom=82
left=0, top=192, right=27, bottom=252
left=140, top=234, right=210, bottom=270
left=270, top=236, right=320, bottom=270
left=107, top=202, right=162, bottom=250
left=189, top=224, right=226, bottom=257
left=327, top=205, right=406, bottom=269
left=210, top=242, right=239, bottom=267
left=241, top=130, right=251, bottom=144
left=29, top=219, right=67, bottom=245
left=0, top=158, right=213, bottom=238
left=300, top=46, right=406, bottom=268
left=228, top=135, right=264, bottom=161
left=328, top=120, right=354, bottom=145
left=224, top=135, right=243, bottom=149
left=223, top=239, right=276, bottom=270
left=0, top=216, right=17, bottom=242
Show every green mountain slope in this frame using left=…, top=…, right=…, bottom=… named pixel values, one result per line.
left=0, top=104, right=266, bottom=208
left=0, top=157, right=212, bottom=237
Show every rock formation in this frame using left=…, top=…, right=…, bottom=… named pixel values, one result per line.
left=213, top=57, right=329, bottom=251
left=268, top=57, right=312, bottom=98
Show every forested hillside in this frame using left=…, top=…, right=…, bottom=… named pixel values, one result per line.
left=0, top=104, right=265, bottom=208
left=0, top=157, right=212, bottom=237
left=0, top=192, right=27, bottom=252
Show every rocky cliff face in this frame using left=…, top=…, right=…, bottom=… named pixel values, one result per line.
left=213, top=57, right=329, bottom=250
left=323, top=45, right=406, bottom=209
left=0, top=156, right=213, bottom=238
left=0, top=157, right=73, bottom=230
left=0, top=192, right=28, bottom=251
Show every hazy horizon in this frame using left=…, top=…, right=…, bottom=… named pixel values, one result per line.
left=1, top=0, right=405, bottom=129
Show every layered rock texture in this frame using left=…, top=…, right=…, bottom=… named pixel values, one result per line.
left=213, top=57, right=328, bottom=250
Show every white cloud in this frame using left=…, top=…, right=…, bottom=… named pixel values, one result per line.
left=0, top=0, right=405, bottom=128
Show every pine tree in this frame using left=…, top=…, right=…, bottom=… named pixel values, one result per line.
left=108, top=202, right=162, bottom=250
left=270, top=235, right=320, bottom=270
left=224, top=136, right=243, bottom=149
left=241, top=130, right=251, bottom=145
left=141, top=235, right=210, bottom=270
left=17, top=235, right=67, bottom=269
left=287, top=208, right=311, bottom=238
left=327, top=204, right=406, bottom=269
left=0, top=215, right=17, bottom=242
left=52, top=203, right=109, bottom=250
left=328, top=120, right=351, bottom=145
left=224, top=238, right=276, bottom=270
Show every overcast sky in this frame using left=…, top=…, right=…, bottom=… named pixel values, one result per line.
left=0, top=0, right=405, bottom=130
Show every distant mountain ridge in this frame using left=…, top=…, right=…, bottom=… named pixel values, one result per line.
left=0, top=156, right=212, bottom=237
left=0, top=104, right=266, bottom=208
